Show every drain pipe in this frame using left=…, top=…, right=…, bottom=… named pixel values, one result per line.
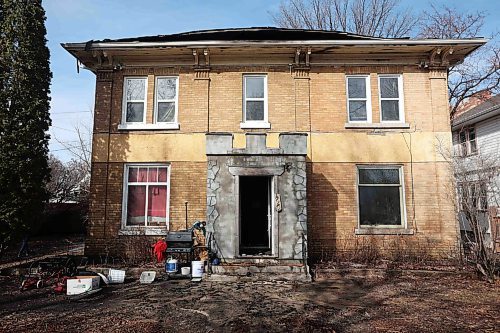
left=185, top=201, right=188, bottom=230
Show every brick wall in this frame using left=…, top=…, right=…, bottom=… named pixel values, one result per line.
left=88, top=64, right=458, bottom=259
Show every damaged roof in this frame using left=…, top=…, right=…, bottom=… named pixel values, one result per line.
left=61, top=27, right=488, bottom=71
left=91, top=27, right=390, bottom=43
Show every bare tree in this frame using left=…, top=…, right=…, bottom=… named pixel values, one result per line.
left=418, top=4, right=500, bottom=118
left=271, top=0, right=418, bottom=37
left=51, top=119, right=92, bottom=204
left=438, top=139, right=499, bottom=282
left=47, top=155, right=89, bottom=204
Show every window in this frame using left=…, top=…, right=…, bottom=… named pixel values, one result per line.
left=459, top=182, right=488, bottom=211
left=459, top=127, right=477, bottom=157
left=122, top=77, right=147, bottom=123
left=347, top=75, right=371, bottom=122
left=379, top=75, right=404, bottom=122
left=155, top=77, right=178, bottom=124
left=242, top=75, right=269, bottom=128
left=357, top=166, right=405, bottom=227
left=123, top=165, right=170, bottom=227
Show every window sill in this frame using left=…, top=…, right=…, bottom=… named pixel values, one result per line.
left=345, top=123, right=410, bottom=129
left=240, top=122, right=271, bottom=129
left=117, top=123, right=180, bottom=130
left=119, top=228, right=168, bottom=236
left=355, top=228, right=414, bottom=235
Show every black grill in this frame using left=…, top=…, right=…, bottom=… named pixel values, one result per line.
left=166, top=231, right=193, bottom=253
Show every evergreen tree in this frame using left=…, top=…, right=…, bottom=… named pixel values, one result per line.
left=0, top=0, right=52, bottom=255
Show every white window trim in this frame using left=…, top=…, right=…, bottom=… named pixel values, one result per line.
left=241, top=74, right=269, bottom=129
left=378, top=74, right=405, bottom=123
left=120, top=163, right=171, bottom=232
left=458, top=127, right=478, bottom=157
left=346, top=75, right=372, bottom=123
left=356, top=165, right=408, bottom=230
left=121, top=77, right=148, bottom=125
left=154, top=76, right=179, bottom=126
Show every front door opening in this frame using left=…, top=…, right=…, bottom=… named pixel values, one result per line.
left=239, top=176, right=272, bottom=256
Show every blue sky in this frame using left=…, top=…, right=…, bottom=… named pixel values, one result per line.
left=44, top=0, right=499, bottom=161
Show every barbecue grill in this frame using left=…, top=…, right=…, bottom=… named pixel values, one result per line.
left=165, top=230, right=193, bottom=254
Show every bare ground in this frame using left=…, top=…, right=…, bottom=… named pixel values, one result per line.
left=0, top=272, right=498, bottom=333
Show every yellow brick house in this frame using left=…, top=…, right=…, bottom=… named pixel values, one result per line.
left=62, top=28, right=485, bottom=273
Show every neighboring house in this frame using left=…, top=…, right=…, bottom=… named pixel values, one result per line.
left=62, top=27, right=485, bottom=272
left=452, top=95, right=500, bottom=252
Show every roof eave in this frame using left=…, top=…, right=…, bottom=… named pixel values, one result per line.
left=452, top=105, right=500, bottom=130
left=62, top=38, right=488, bottom=50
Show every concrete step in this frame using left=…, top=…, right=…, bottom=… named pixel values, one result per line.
left=207, top=264, right=311, bottom=282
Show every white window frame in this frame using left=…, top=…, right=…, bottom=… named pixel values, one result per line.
left=346, top=75, right=372, bottom=123
left=154, top=76, right=179, bottom=126
left=356, top=165, right=407, bottom=229
left=121, top=163, right=171, bottom=231
left=241, top=74, right=270, bottom=129
left=458, top=127, right=478, bottom=157
left=378, top=74, right=405, bottom=123
left=121, top=77, right=148, bottom=125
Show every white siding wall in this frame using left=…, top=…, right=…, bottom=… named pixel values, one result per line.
left=476, top=115, right=500, bottom=159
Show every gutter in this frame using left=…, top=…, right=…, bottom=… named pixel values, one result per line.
left=61, top=38, right=488, bottom=50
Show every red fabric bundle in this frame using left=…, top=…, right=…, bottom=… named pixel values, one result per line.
left=152, top=240, right=167, bottom=262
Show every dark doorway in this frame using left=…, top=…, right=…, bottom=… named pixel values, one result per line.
left=239, top=176, right=272, bottom=256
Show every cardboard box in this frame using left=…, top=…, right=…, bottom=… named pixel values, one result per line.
left=67, top=276, right=100, bottom=295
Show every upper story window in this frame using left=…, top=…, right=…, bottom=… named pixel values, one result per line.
left=357, top=166, right=405, bottom=228
left=459, top=127, right=477, bottom=157
left=122, top=77, right=147, bottom=123
left=241, top=75, right=270, bottom=129
left=155, top=77, right=178, bottom=124
left=346, top=75, right=372, bottom=123
left=379, top=75, right=404, bottom=122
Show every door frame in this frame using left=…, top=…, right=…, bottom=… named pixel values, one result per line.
left=235, top=174, right=278, bottom=257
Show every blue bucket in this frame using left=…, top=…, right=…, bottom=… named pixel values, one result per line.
left=165, top=258, right=178, bottom=273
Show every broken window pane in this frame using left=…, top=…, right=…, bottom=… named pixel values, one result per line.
left=157, top=78, right=176, bottom=100
left=359, top=186, right=402, bottom=226
left=126, top=102, right=144, bottom=122
left=381, top=100, right=400, bottom=121
left=359, top=169, right=400, bottom=184
left=157, top=102, right=175, bottom=122
left=246, top=101, right=265, bottom=121
left=245, top=77, right=264, bottom=98
left=380, top=77, right=399, bottom=98
left=126, top=78, right=146, bottom=101
left=348, top=78, right=366, bottom=98
left=127, top=186, right=146, bottom=226
left=348, top=101, right=367, bottom=121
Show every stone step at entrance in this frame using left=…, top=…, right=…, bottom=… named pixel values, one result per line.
left=206, top=264, right=311, bottom=282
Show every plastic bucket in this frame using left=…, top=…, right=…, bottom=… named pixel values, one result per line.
left=181, top=267, right=191, bottom=276
left=191, top=261, right=204, bottom=278
left=165, top=258, right=178, bottom=273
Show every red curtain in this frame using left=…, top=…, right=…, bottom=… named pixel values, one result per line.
left=147, top=185, right=167, bottom=226
left=127, top=185, right=146, bottom=225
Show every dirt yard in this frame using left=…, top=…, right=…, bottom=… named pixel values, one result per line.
left=0, top=271, right=498, bottom=333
